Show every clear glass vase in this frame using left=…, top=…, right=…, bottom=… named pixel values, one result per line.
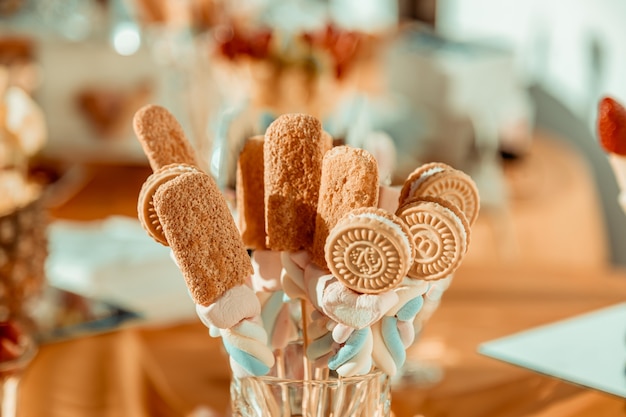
left=230, top=342, right=391, bottom=417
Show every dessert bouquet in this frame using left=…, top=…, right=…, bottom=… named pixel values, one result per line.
left=134, top=105, right=479, bottom=415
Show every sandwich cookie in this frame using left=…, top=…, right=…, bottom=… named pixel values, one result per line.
left=137, top=163, right=200, bottom=245
left=396, top=196, right=470, bottom=281
left=325, top=207, right=414, bottom=294
left=399, top=162, right=480, bottom=226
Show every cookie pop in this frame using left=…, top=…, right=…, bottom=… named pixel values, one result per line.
left=396, top=196, right=470, bottom=281
left=134, top=105, right=274, bottom=376
left=399, top=162, right=480, bottom=226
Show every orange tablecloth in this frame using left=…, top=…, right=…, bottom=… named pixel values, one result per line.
left=20, top=264, right=626, bottom=417
left=19, top=132, right=623, bottom=416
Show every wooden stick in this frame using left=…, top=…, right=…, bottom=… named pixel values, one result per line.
left=300, top=299, right=311, bottom=415
left=275, top=348, right=292, bottom=416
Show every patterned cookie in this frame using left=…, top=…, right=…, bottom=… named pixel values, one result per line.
left=399, top=162, right=480, bottom=226
left=396, top=196, right=470, bottom=281
left=312, top=146, right=379, bottom=269
left=137, top=163, right=200, bottom=245
left=325, top=207, right=414, bottom=294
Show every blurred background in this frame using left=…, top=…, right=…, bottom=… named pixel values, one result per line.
left=1, top=2, right=626, bottom=414
left=1, top=0, right=625, bottom=328
left=437, top=0, right=626, bottom=266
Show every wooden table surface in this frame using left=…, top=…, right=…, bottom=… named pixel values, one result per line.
left=19, top=133, right=626, bottom=416
left=19, top=264, right=626, bottom=417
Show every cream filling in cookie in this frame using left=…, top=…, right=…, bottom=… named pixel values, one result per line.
left=355, top=212, right=413, bottom=261
left=408, top=166, right=444, bottom=196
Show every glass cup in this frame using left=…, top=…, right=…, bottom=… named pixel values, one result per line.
left=231, top=371, right=391, bottom=417
left=230, top=341, right=391, bottom=417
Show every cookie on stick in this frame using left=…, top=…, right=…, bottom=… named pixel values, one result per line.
left=134, top=104, right=202, bottom=245
left=396, top=196, right=470, bottom=281
left=153, top=171, right=274, bottom=373
left=134, top=106, right=253, bottom=319
left=133, top=105, right=274, bottom=376
left=314, top=207, right=412, bottom=374
left=325, top=207, right=414, bottom=295
left=153, top=172, right=274, bottom=376
left=264, top=113, right=325, bottom=251
left=153, top=171, right=253, bottom=306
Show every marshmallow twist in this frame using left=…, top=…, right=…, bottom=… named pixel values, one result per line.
left=259, top=290, right=299, bottom=350
left=215, top=317, right=276, bottom=377
left=372, top=282, right=427, bottom=376
left=328, top=327, right=374, bottom=377
left=306, top=310, right=336, bottom=367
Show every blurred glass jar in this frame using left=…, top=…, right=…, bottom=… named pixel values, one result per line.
left=0, top=193, right=48, bottom=324
left=0, top=188, right=46, bottom=417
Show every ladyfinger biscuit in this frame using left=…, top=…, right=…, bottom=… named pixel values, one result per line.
left=236, top=135, right=266, bottom=250
left=138, top=163, right=200, bottom=245
left=153, top=171, right=253, bottom=306
left=133, top=104, right=198, bottom=171
left=312, top=146, right=379, bottom=268
left=399, top=162, right=480, bottom=226
left=321, top=130, right=334, bottom=154
left=396, top=196, right=470, bottom=281
left=264, top=113, right=324, bottom=251
left=325, top=207, right=414, bottom=294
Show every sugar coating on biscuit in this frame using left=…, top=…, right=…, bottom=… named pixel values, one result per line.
left=236, top=136, right=266, bottom=250
left=264, top=113, right=324, bottom=251
left=153, top=172, right=252, bottom=306
left=133, top=104, right=198, bottom=171
left=312, top=146, right=379, bottom=268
